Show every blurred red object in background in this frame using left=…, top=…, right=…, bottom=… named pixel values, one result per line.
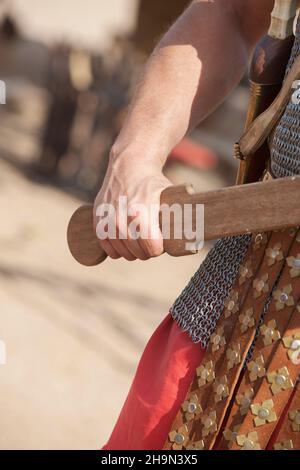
left=168, top=137, right=218, bottom=170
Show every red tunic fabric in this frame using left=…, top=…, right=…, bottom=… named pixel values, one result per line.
left=103, top=314, right=205, bottom=450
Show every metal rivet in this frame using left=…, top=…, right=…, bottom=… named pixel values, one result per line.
left=280, top=293, right=289, bottom=302
left=291, top=340, right=300, bottom=350
left=258, top=408, right=270, bottom=420
left=275, top=375, right=286, bottom=386
left=188, top=403, right=197, bottom=414
left=174, top=433, right=185, bottom=445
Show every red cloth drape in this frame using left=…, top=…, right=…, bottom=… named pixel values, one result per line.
left=103, top=314, right=205, bottom=450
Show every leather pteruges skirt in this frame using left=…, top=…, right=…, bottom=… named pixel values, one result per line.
left=164, top=225, right=300, bottom=450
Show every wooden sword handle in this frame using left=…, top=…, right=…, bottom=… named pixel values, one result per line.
left=67, top=184, right=195, bottom=266
left=67, top=177, right=300, bottom=267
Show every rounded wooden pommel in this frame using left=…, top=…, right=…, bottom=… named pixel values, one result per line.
left=67, top=205, right=107, bottom=266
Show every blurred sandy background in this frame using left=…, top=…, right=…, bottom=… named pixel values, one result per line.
left=0, top=0, right=248, bottom=449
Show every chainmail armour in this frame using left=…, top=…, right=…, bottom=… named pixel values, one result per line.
left=170, top=17, right=300, bottom=347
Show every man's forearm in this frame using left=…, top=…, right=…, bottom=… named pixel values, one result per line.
left=111, top=0, right=274, bottom=168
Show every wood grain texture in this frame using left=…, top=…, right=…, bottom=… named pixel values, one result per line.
left=67, top=177, right=300, bottom=266
left=200, top=176, right=300, bottom=238
left=67, top=205, right=107, bottom=266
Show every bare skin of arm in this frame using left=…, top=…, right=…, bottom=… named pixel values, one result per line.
left=94, top=0, right=275, bottom=261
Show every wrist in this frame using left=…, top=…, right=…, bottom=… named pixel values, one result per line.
left=109, top=141, right=166, bottom=172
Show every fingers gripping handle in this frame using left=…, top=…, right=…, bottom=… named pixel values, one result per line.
left=67, top=184, right=195, bottom=267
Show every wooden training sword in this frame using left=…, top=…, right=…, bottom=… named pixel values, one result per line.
left=67, top=176, right=300, bottom=266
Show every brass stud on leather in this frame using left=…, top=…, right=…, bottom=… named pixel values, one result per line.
left=196, top=360, right=215, bottom=388
left=182, top=394, right=202, bottom=422
left=253, top=274, right=269, bottom=299
left=247, top=354, right=266, bottom=382
left=236, top=431, right=261, bottom=450
left=251, top=399, right=277, bottom=427
left=213, top=375, right=229, bottom=403
left=210, top=327, right=226, bottom=353
left=238, top=259, right=253, bottom=286
left=273, top=284, right=295, bottom=311
left=287, top=254, right=300, bottom=278
left=260, top=319, right=281, bottom=346
left=224, top=290, right=239, bottom=318
left=236, top=388, right=255, bottom=416
left=282, top=333, right=300, bottom=364
left=168, top=425, right=189, bottom=450
left=266, top=243, right=284, bottom=266
left=226, top=343, right=241, bottom=370
left=201, top=411, right=218, bottom=438
left=239, top=308, right=255, bottom=333
left=267, top=366, right=294, bottom=395
left=223, top=425, right=241, bottom=449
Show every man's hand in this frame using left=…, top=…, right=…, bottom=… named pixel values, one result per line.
left=94, top=155, right=171, bottom=261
